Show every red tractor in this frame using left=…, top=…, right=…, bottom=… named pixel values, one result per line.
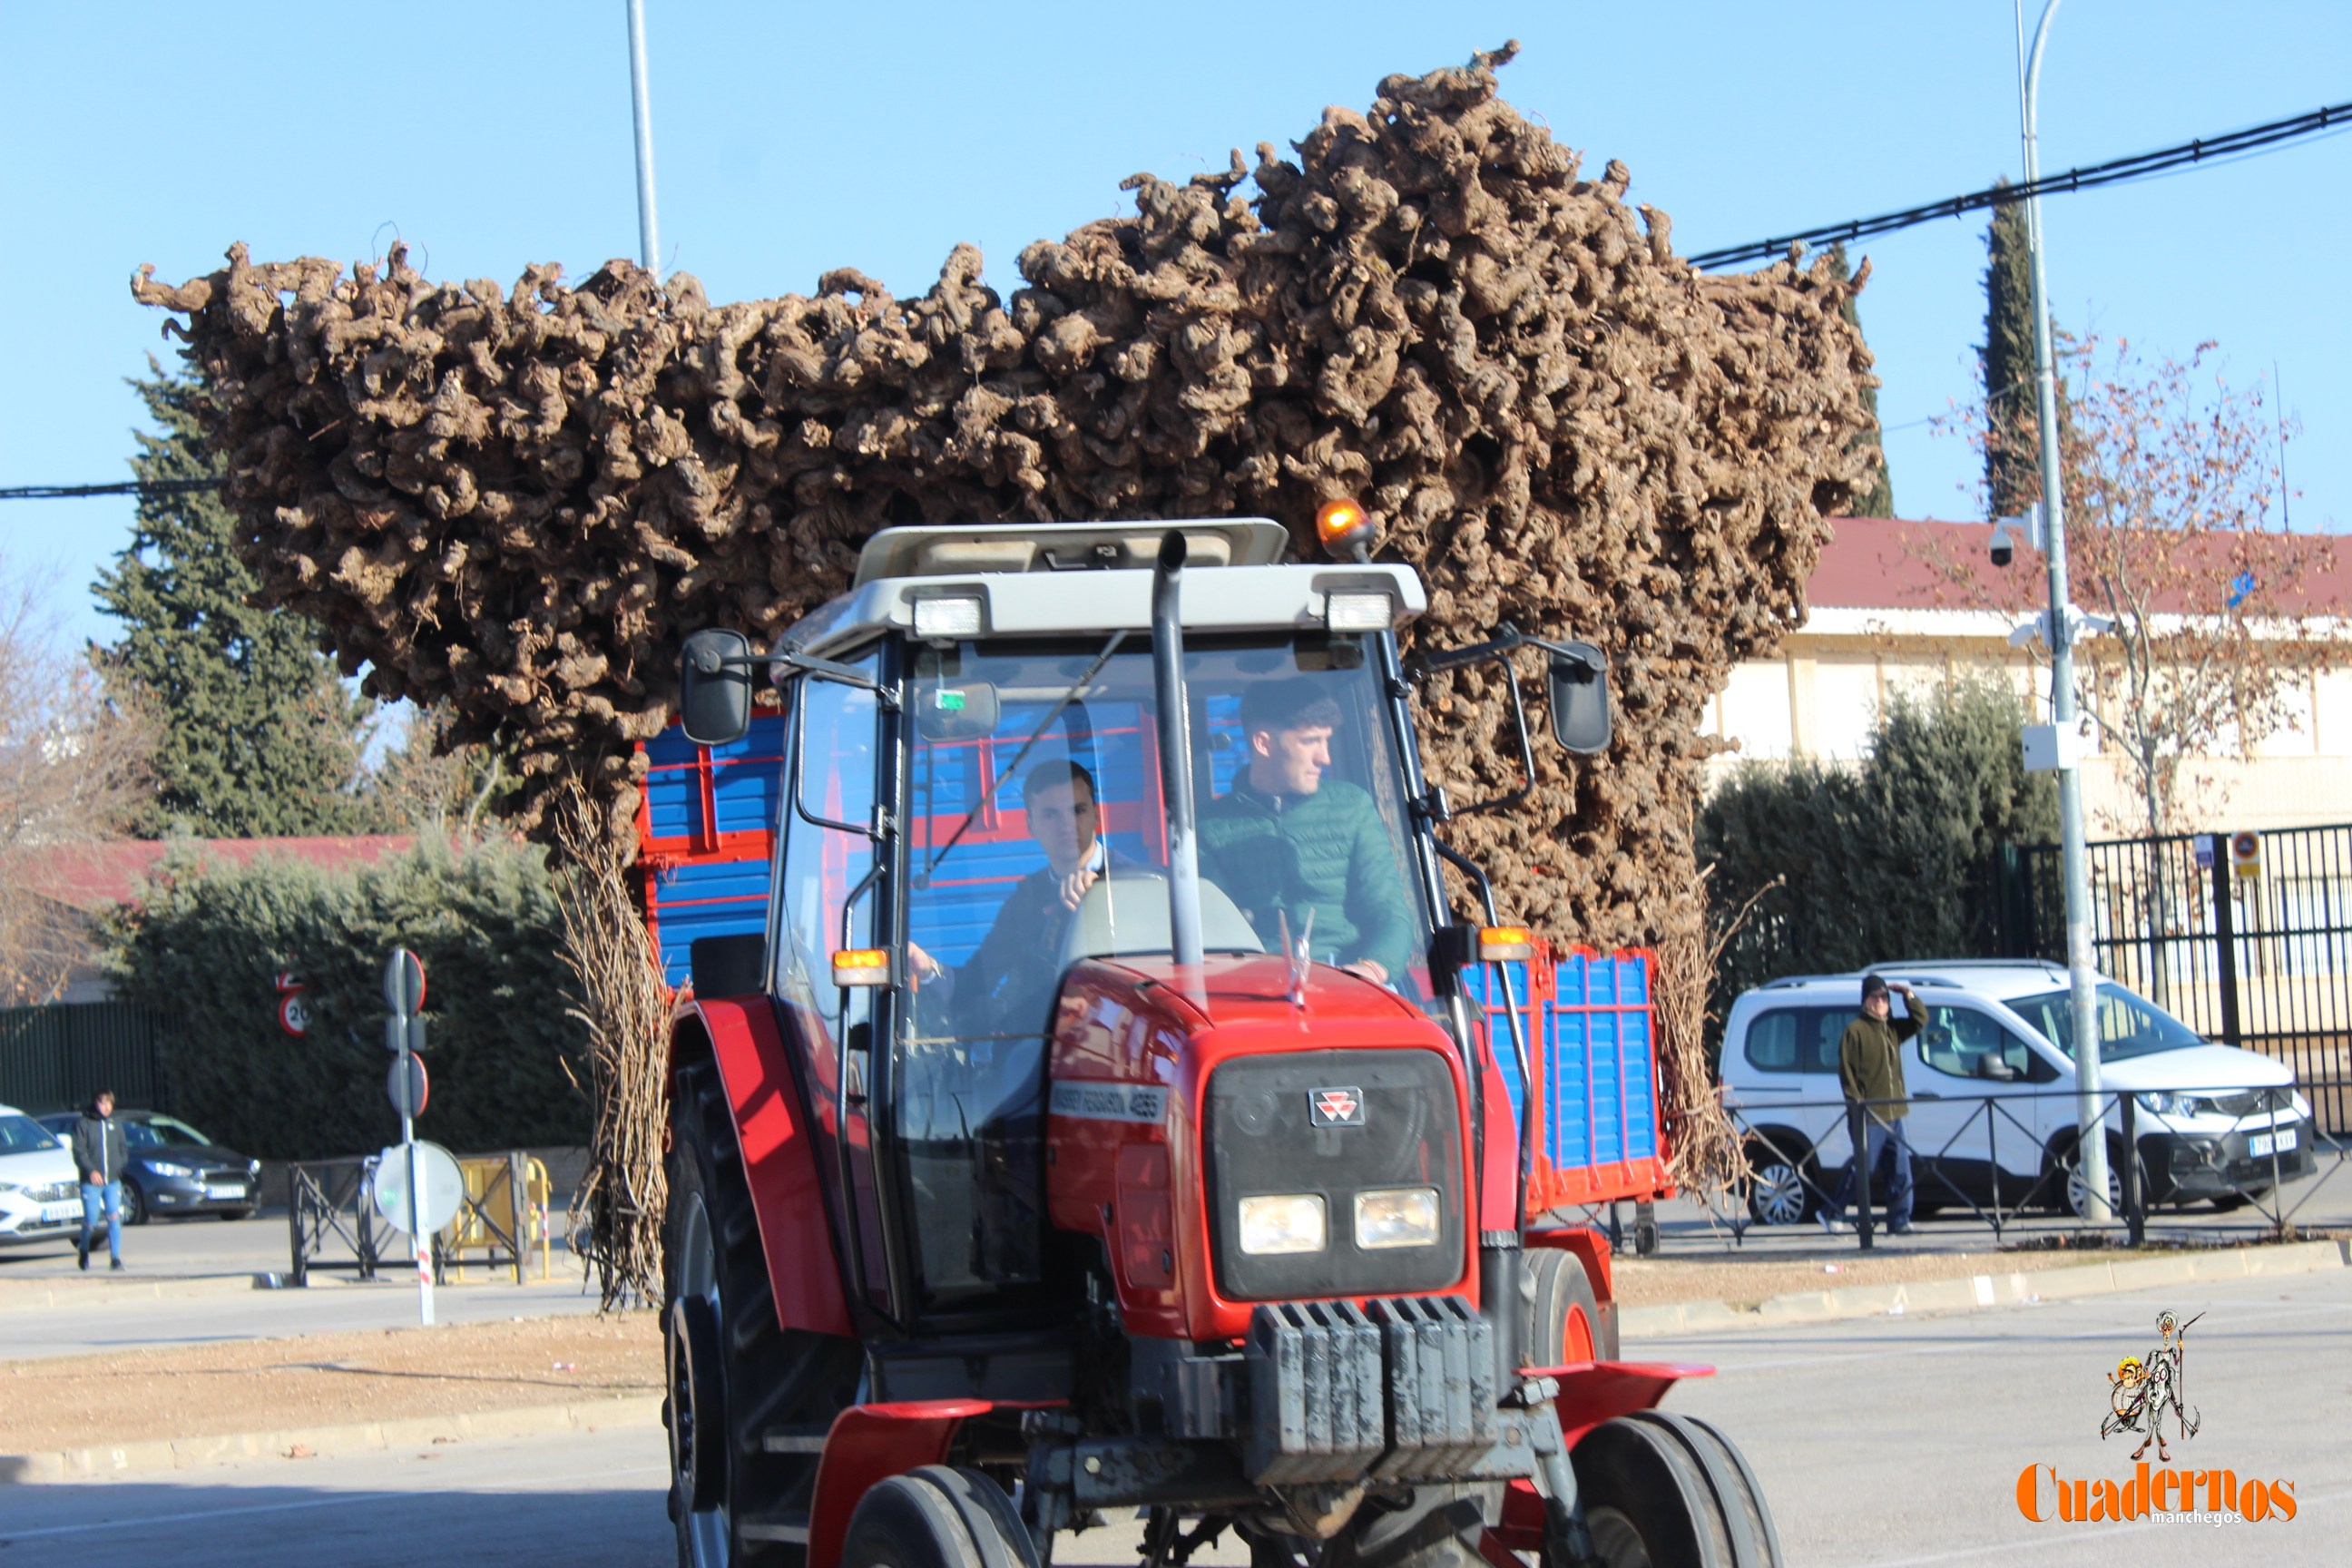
left=662, top=511, right=1780, bottom=1568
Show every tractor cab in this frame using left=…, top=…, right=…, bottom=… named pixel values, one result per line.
left=678, top=517, right=1594, bottom=1330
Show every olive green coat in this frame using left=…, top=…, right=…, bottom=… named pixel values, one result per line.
left=1838, top=1006, right=1921, bottom=1125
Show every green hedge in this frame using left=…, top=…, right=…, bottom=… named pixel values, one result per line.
left=101, top=836, right=589, bottom=1161
left=1699, top=681, right=2058, bottom=1038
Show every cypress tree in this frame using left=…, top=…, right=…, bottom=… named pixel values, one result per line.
left=93, top=365, right=377, bottom=838
left=1981, top=184, right=2045, bottom=520
left=1828, top=243, right=1895, bottom=516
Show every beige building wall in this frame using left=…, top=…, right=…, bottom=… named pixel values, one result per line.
left=1700, top=607, right=2352, bottom=835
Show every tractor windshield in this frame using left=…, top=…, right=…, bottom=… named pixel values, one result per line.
left=893, top=630, right=1439, bottom=1303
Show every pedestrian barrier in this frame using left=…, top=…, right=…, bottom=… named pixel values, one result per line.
left=1719, top=1074, right=2346, bottom=1250
left=440, top=1152, right=553, bottom=1282
left=285, top=1156, right=398, bottom=1285
left=287, top=1149, right=554, bottom=1285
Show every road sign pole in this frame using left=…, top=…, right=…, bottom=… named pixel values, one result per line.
left=386, top=947, right=434, bottom=1326
left=404, top=1052, right=432, bottom=1325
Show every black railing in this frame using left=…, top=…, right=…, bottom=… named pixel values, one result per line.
left=2006, top=825, right=2352, bottom=1134
left=286, top=1154, right=446, bottom=1285
left=1724, top=1078, right=2344, bottom=1249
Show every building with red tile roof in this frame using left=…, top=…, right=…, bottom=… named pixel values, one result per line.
left=1702, top=516, right=2352, bottom=834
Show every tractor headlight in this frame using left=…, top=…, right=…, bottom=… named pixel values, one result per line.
left=1237, top=1193, right=1327, bottom=1255
left=1354, top=1187, right=1441, bottom=1250
left=1323, top=590, right=1394, bottom=632
left=912, top=593, right=985, bottom=640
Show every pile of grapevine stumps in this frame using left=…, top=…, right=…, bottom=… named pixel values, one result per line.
left=135, top=44, right=1876, bottom=953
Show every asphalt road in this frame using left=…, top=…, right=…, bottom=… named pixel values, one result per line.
left=1643, top=1264, right=2352, bottom=1566
left=0, top=1211, right=609, bottom=1360
left=5, top=1268, right=2340, bottom=1567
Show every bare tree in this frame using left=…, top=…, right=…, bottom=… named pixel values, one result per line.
left=2057, top=336, right=2337, bottom=842
left=0, top=564, right=153, bottom=1003
left=1934, top=333, right=2338, bottom=839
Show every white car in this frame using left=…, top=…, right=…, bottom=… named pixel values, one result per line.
left=0, top=1102, right=83, bottom=1250
left=1720, top=961, right=2315, bottom=1224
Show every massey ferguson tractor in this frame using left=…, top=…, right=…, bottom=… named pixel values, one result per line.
left=662, top=508, right=1782, bottom=1568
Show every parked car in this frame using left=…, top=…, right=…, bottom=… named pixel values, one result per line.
left=1720, top=960, right=2315, bottom=1224
left=34, top=1109, right=262, bottom=1223
left=0, top=1103, right=83, bottom=1250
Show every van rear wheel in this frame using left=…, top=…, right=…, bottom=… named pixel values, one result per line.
left=1740, top=1140, right=1812, bottom=1227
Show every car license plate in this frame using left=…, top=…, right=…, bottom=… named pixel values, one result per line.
left=2249, top=1129, right=2296, bottom=1158
left=205, top=1183, right=245, bottom=1200
left=41, top=1200, right=79, bottom=1223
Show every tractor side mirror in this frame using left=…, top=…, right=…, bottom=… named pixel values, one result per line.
left=679, top=628, right=753, bottom=746
left=1546, top=642, right=1612, bottom=756
left=915, top=681, right=1002, bottom=740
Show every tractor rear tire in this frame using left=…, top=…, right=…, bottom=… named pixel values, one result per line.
left=667, top=1058, right=861, bottom=1568
left=839, top=1467, right=1040, bottom=1568
left=1570, top=1410, right=1782, bottom=1568
left=1524, top=1245, right=1620, bottom=1364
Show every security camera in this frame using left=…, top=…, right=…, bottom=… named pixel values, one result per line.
left=1988, top=519, right=2016, bottom=569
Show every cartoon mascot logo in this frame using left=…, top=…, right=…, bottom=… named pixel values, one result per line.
left=2102, top=1310, right=2202, bottom=1463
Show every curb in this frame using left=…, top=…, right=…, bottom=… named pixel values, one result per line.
left=0, top=1393, right=662, bottom=1485
left=1622, top=1237, right=2350, bottom=1338
left=0, top=1272, right=277, bottom=1313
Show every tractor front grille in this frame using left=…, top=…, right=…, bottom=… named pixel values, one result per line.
left=1203, top=1049, right=1465, bottom=1301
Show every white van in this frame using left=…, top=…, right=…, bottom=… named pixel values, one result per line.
left=1719, top=961, right=2315, bottom=1224
left=0, top=1102, right=83, bottom=1250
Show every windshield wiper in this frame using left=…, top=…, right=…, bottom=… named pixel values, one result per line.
left=922, top=631, right=1128, bottom=879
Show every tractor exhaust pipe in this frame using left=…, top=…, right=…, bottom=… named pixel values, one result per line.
left=1152, top=531, right=1207, bottom=995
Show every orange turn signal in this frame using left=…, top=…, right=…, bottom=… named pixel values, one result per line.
left=1477, top=926, right=1536, bottom=963
left=831, top=948, right=892, bottom=987
left=1316, top=497, right=1372, bottom=554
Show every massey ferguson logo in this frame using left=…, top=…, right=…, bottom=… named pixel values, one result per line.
left=1310, top=1087, right=1366, bottom=1127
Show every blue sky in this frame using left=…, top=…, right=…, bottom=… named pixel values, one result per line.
left=4, top=2, right=2347, bottom=649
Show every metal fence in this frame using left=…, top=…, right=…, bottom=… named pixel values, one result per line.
left=1722, top=1079, right=2345, bottom=1249
left=2007, top=825, right=2352, bottom=1134
left=0, top=1002, right=180, bottom=1114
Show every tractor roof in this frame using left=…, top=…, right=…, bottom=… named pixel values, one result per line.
left=784, top=520, right=1426, bottom=656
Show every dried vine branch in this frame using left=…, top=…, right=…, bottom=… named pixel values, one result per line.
left=552, top=781, right=671, bottom=1308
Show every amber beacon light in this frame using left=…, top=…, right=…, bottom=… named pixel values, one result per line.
left=1315, top=498, right=1374, bottom=560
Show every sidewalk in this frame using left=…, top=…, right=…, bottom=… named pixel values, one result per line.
left=1619, top=1233, right=2349, bottom=1335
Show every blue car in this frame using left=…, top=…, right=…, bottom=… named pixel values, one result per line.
left=36, top=1110, right=262, bottom=1224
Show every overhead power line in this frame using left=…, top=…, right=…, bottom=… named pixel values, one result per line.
left=0, top=478, right=221, bottom=502
left=1688, top=97, right=2352, bottom=270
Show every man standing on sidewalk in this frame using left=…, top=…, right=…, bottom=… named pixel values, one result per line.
left=1822, top=975, right=1920, bottom=1237
left=71, top=1090, right=128, bottom=1271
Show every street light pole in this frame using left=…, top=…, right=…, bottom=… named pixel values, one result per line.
left=2021, top=0, right=2112, bottom=1223
left=625, top=0, right=662, bottom=275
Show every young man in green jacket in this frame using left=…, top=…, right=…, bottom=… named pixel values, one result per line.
left=1823, top=974, right=1921, bottom=1236
left=1199, top=678, right=1412, bottom=985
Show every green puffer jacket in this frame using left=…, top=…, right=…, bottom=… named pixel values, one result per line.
left=1198, top=778, right=1413, bottom=980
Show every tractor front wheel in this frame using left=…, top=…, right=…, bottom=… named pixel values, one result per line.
left=1323, top=1483, right=1501, bottom=1568
left=667, top=1058, right=861, bottom=1568
left=838, top=1466, right=1039, bottom=1568
left=1569, top=1411, right=1783, bottom=1568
